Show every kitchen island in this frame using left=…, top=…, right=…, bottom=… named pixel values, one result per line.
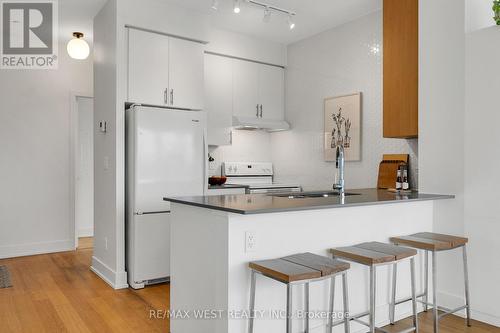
left=165, top=189, right=453, bottom=333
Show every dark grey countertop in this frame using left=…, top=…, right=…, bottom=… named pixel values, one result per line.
left=207, top=184, right=248, bottom=190
left=164, top=189, right=454, bottom=215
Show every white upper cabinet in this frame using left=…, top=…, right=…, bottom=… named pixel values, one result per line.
left=232, top=59, right=284, bottom=120
left=204, top=54, right=233, bottom=146
left=258, top=64, right=284, bottom=121
left=128, top=29, right=169, bottom=107
left=233, top=60, right=260, bottom=119
left=169, top=38, right=204, bottom=110
left=128, top=28, right=204, bottom=110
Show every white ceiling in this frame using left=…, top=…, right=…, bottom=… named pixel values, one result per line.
left=59, top=0, right=107, bottom=42
left=166, top=0, right=382, bottom=45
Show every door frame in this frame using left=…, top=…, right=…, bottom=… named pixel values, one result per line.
left=70, top=91, right=94, bottom=249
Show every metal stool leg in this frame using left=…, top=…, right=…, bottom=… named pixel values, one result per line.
left=390, top=263, right=397, bottom=324
left=410, top=257, right=419, bottom=332
left=287, top=284, right=293, bottom=333
left=432, top=251, right=439, bottom=333
left=424, top=251, right=429, bottom=312
left=342, top=272, right=350, bottom=333
left=249, top=270, right=256, bottom=333
left=329, top=276, right=336, bottom=333
left=463, top=245, right=472, bottom=327
left=305, top=282, right=310, bottom=333
left=369, top=266, right=376, bottom=333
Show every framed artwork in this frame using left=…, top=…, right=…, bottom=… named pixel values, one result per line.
left=324, top=92, right=361, bottom=162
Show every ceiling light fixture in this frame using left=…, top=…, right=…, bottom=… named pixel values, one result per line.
left=211, top=0, right=218, bottom=10
left=233, top=0, right=241, bottom=13
left=67, top=32, right=90, bottom=60
left=262, top=6, right=271, bottom=23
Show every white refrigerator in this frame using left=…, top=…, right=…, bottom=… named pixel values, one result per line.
left=126, top=105, right=206, bottom=289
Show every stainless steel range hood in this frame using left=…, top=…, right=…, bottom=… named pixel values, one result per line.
left=232, top=116, right=290, bottom=132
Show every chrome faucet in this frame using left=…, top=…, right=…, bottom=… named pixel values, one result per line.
left=333, top=144, right=345, bottom=196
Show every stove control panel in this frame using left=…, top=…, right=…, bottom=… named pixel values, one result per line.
left=222, top=162, right=273, bottom=176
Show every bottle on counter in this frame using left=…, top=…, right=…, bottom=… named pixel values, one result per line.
left=396, top=169, right=403, bottom=191
left=402, top=169, right=409, bottom=190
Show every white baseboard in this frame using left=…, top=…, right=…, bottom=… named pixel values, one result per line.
left=91, top=256, right=128, bottom=290
left=438, top=291, right=500, bottom=327
left=0, top=239, right=74, bottom=259
left=77, top=228, right=94, bottom=238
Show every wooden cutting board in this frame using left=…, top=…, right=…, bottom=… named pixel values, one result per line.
left=377, top=154, right=409, bottom=189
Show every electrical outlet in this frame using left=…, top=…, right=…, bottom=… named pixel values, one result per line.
left=245, top=231, right=257, bottom=253
left=104, top=237, right=108, bottom=250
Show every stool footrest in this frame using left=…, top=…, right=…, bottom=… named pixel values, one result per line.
left=349, top=311, right=417, bottom=333
left=394, top=292, right=426, bottom=306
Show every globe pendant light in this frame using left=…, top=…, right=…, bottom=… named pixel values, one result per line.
left=67, top=32, right=90, bottom=60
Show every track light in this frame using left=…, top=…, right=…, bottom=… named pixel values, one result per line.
left=287, top=14, right=295, bottom=30
left=262, top=6, right=271, bottom=23
left=211, top=0, right=218, bottom=10
left=233, top=0, right=241, bottom=13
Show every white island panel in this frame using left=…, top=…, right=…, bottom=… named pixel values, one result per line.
left=170, top=201, right=434, bottom=333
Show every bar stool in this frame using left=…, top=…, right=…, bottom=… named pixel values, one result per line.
left=248, top=252, right=351, bottom=333
left=331, top=242, right=419, bottom=333
left=390, top=232, right=471, bottom=333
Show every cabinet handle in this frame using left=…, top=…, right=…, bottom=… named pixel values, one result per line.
left=170, top=89, right=174, bottom=105
left=164, top=88, right=168, bottom=104
left=259, top=105, right=263, bottom=118
left=256, top=104, right=259, bottom=117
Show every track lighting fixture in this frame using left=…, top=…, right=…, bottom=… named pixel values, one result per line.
left=213, top=0, right=296, bottom=29
left=287, top=14, right=295, bottom=30
left=211, top=0, right=218, bottom=10
left=262, top=6, right=271, bottom=23
left=233, top=0, right=241, bottom=13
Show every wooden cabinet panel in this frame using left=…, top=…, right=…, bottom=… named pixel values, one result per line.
left=383, top=0, right=419, bottom=138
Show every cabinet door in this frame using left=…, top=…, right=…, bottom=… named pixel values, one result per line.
left=128, top=29, right=169, bottom=106
left=258, top=65, right=284, bottom=120
left=205, top=54, right=233, bottom=146
left=233, top=59, right=260, bottom=118
left=169, top=37, right=204, bottom=110
left=383, top=0, right=418, bottom=138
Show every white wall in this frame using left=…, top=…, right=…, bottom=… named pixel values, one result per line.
left=0, top=46, right=93, bottom=258
left=419, top=0, right=467, bottom=316
left=271, top=11, right=418, bottom=191
left=208, top=131, right=273, bottom=176
left=465, top=26, right=500, bottom=326
left=466, top=0, right=496, bottom=32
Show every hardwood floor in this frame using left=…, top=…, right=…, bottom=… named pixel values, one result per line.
left=0, top=246, right=498, bottom=333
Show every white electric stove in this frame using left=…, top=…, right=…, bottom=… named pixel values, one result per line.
left=222, top=162, right=302, bottom=194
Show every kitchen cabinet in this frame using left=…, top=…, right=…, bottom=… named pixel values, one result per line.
left=233, top=59, right=285, bottom=120
left=233, top=60, right=260, bottom=118
left=128, top=28, right=170, bottom=107
left=128, top=28, right=204, bottom=110
left=205, top=53, right=233, bottom=146
left=258, top=65, right=284, bottom=120
left=383, top=0, right=418, bottom=138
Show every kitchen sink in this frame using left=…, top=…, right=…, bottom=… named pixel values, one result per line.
left=271, top=191, right=361, bottom=199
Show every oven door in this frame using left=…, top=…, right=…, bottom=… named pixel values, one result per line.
left=247, top=187, right=302, bottom=194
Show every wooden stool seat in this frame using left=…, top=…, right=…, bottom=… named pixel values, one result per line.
left=331, top=241, right=417, bottom=266
left=391, top=232, right=468, bottom=251
left=249, top=253, right=350, bottom=283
